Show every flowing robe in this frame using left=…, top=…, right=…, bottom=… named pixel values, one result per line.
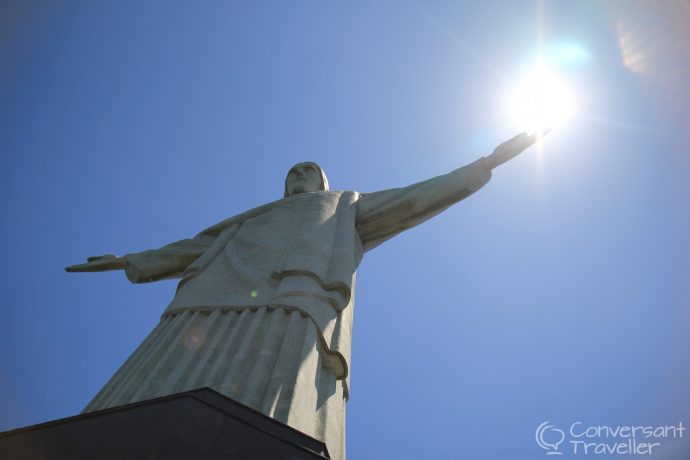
left=83, top=158, right=492, bottom=460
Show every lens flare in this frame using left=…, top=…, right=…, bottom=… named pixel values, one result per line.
left=183, top=326, right=208, bottom=351
left=508, top=67, right=575, bottom=133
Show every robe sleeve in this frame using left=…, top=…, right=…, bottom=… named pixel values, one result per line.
left=355, top=157, right=492, bottom=251
left=121, top=198, right=283, bottom=284
left=123, top=234, right=215, bottom=283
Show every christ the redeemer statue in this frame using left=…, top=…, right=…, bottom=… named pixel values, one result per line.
left=67, top=132, right=540, bottom=460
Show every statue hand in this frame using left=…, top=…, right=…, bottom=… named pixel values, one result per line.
left=65, top=254, right=128, bottom=272
left=486, top=131, right=547, bottom=169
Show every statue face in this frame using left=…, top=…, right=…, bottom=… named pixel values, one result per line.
left=285, top=163, right=323, bottom=196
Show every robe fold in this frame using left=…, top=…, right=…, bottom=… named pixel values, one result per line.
left=83, top=157, right=492, bottom=460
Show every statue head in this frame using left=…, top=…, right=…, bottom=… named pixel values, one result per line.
left=284, top=162, right=329, bottom=197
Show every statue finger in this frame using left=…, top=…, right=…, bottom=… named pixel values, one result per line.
left=87, top=254, right=116, bottom=262
left=65, top=263, right=93, bottom=272
left=66, top=257, right=125, bottom=272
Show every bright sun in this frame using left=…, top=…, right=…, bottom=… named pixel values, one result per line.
left=507, top=66, right=575, bottom=133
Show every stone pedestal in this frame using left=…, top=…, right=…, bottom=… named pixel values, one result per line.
left=0, top=387, right=330, bottom=459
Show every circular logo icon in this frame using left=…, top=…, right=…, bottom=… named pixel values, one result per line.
left=536, top=421, right=565, bottom=455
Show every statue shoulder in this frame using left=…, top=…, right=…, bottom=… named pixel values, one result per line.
left=196, top=197, right=287, bottom=238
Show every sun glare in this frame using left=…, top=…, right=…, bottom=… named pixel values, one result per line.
left=508, top=67, right=575, bottom=133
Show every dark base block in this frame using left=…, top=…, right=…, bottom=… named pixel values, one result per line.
left=0, top=387, right=330, bottom=459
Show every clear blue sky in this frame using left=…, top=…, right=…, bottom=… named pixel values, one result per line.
left=1, top=1, right=689, bottom=459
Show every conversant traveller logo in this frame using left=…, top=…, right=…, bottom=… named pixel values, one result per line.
left=535, top=421, right=685, bottom=456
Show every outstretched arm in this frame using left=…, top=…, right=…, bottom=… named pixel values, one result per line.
left=65, top=192, right=284, bottom=283
left=65, top=234, right=214, bottom=283
left=356, top=132, right=542, bottom=251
